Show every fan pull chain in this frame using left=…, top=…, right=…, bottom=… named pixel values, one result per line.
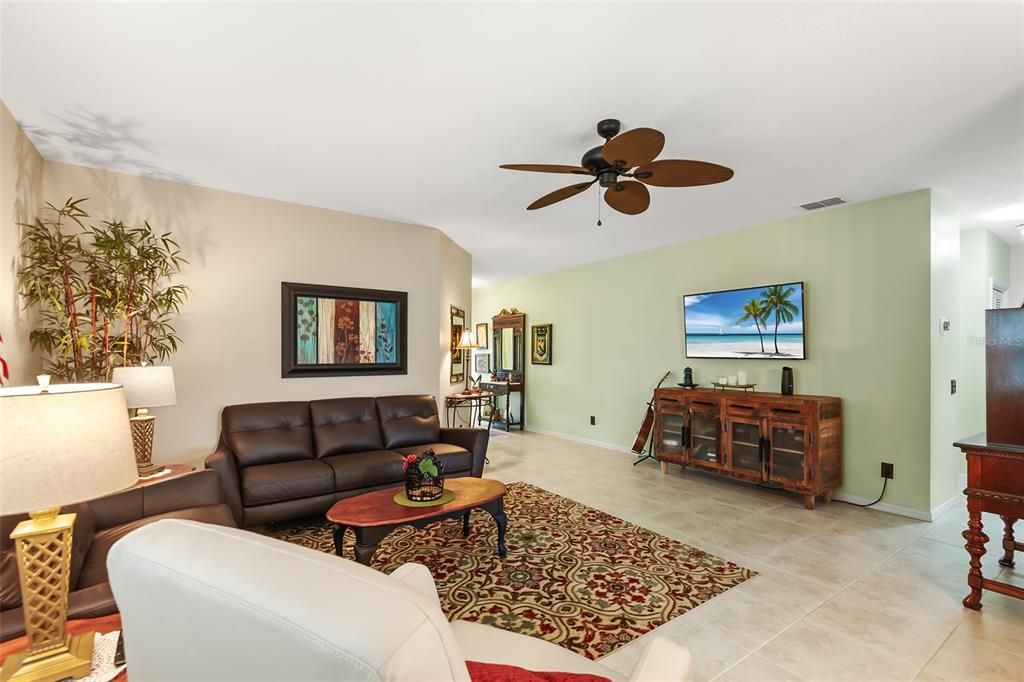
left=596, top=186, right=603, bottom=228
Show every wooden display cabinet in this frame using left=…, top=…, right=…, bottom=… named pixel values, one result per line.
left=654, top=388, right=842, bottom=509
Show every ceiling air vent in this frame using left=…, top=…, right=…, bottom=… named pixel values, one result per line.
left=799, top=196, right=847, bottom=211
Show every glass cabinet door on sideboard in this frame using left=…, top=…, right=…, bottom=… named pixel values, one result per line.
left=688, top=401, right=722, bottom=467
left=657, top=410, right=687, bottom=457
left=727, top=416, right=763, bottom=477
left=768, top=422, right=810, bottom=486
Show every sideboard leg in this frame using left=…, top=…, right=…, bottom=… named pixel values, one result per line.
left=822, top=488, right=834, bottom=504
left=962, top=504, right=988, bottom=610
left=999, top=516, right=1017, bottom=568
left=803, top=494, right=815, bottom=510
left=660, top=460, right=669, bottom=474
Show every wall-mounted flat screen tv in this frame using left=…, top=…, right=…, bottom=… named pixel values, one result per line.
left=682, top=282, right=805, bottom=359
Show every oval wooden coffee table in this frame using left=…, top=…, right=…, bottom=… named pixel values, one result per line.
left=327, top=477, right=507, bottom=566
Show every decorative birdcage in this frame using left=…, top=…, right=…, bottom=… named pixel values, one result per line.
left=403, top=450, right=445, bottom=501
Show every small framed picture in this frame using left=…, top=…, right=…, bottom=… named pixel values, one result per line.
left=475, top=322, right=489, bottom=349
left=474, top=352, right=490, bottom=374
left=531, top=324, right=552, bottom=365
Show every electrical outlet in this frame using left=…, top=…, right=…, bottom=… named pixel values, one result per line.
left=880, top=462, right=894, bottom=480
left=590, top=416, right=596, bottom=426
left=951, top=379, right=957, bottom=395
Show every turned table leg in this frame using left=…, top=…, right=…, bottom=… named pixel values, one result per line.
left=822, top=488, right=834, bottom=504
left=463, top=510, right=471, bottom=537
left=332, top=524, right=348, bottom=558
left=962, top=502, right=989, bottom=610
left=804, top=494, right=815, bottom=510
left=481, top=498, right=508, bottom=559
left=660, top=460, right=669, bottom=474
left=999, top=516, right=1017, bottom=568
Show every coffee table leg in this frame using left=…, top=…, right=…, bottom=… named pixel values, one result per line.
left=353, top=526, right=391, bottom=566
left=332, top=524, right=348, bottom=558
left=463, top=510, right=471, bottom=537
left=481, top=499, right=507, bottom=559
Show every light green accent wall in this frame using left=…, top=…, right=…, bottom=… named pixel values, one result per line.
left=475, top=190, right=937, bottom=512
left=958, top=228, right=1011, bottom=440
left=928, top=193, right=961, bottom=508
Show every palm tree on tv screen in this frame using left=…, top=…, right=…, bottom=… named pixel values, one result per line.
left=761, top=285, right=799, bottom=354
left=736, top=299, right=768, bottom=353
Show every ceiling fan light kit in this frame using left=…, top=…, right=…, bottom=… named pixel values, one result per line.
left=500, top=118, right=734, bottom=219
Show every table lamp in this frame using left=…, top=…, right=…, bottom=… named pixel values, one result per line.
left=0, top=383, right=138, bottom=682
left=111, top=365, right=177, bottom=476
left=455, top=329, right=480, bottom=392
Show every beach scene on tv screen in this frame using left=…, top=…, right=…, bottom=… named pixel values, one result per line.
left=683, top=283, right=805, bottom=359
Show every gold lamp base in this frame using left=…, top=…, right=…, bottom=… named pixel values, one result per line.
left=0, top=510, right=95, bottom=682
left=129, top=409, right=161, bottom=476
left=0, top=634, right=92, bottom=682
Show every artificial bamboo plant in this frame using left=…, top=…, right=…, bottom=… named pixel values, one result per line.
left=17, top=197, right=189, bottom=382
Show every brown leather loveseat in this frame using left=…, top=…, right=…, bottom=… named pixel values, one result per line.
left=0, top=470, right=236, bottom=641
left=206, top=394, right=488, bottom=527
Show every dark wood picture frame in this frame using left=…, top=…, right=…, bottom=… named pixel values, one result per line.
left=281, top=281, right=408, bottom=378
left=531, top=323, right=552, bottom=365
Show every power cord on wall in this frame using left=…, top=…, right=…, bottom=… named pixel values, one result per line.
left=837, top=478, right=888, bottom=508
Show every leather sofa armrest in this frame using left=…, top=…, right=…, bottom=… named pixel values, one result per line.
left=628, top=637, right=693, bottom=682
left=389, top=563, right=440, bottom=604
left=142, top=470, right=226, bottom=517
left=440, top=427, right=489, bottom=477
left=205, top=444, right=244, bottom=525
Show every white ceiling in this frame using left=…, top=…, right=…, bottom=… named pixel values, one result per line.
left=2, top=2, right=1022, bottom=285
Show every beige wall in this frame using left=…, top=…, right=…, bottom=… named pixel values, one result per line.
left=21, top=154, right=470, bottom=465
left=0, top=102, right=44, bottom=385
left=439, top=232, right=472, bottom=398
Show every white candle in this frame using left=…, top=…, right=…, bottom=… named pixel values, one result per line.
left=737, top=371, right=748, bottom=385
left=728, top=375, right=738, bottom=385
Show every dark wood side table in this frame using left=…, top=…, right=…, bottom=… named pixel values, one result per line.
left=0, top=615, right=125, bottom=680
left=326, top=478, right=507, bottom=566
left=444, top=391, right=495, bottom=429
left=953, top=433, right=1024, bottom=610
left=131, top=463, right=196, bottom=489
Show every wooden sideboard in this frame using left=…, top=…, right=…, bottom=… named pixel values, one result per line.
left=654, top=387, right=842, bottom=509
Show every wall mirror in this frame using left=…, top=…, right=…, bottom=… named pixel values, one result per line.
left=492, top=309, right=525, bottom=377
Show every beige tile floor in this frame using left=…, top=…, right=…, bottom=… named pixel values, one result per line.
left=483, top=431, right=1024, bottom=682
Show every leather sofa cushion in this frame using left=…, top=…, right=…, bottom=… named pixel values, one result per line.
left=395, top=443, right=473, bottom=474
left=222, top=401, right=315, bottom=467
left=310, top=398, right=384, bottom=457
left=77, top=504, right=236, bottom=589
left=0, top=502, right=95, bottom=608
left=323, top=451, right=408, bottom=492
left=239, top=460, right=334, bottom=507
left=376, top=395, right=441, bottom=449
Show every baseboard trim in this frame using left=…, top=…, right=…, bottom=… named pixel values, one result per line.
left=929, top=490, right=965, bottom=522
left=526, top=427, right=636, bottom=456
left=830, top=492, right=933, bottom=521
left=527, top=427, right=941, bottom=522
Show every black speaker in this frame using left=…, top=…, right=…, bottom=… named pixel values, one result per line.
left=781, top=366, right=795, bottom=395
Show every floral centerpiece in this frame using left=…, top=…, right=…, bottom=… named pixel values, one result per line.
left=403, top=450, right=445, bottom=501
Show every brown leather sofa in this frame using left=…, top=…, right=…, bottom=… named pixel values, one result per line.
left=206, top=394, right=488, bottom=527
left=0, top=470, right=236, bottom=641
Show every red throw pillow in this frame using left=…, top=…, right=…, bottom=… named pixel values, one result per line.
left=466, top=661, right=611, bottom=682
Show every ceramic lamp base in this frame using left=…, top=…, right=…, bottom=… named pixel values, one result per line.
left=129, top=413, right=161, bottom=476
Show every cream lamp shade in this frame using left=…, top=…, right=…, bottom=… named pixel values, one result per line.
left=0, top=383, right=139, bottom=514
left=112, top=365, right=177, bottom=409
left=456, top=329, right=478, bottom=349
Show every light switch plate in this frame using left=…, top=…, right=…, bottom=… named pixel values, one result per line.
left=940, top=317, right=951, bottom=335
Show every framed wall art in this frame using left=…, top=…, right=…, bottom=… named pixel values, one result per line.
left=450, top=305, right=466, bottom=384
left=531, top=323, right=552, bottom=365
left=281, top=282, right=407, bottom=377
left=475, top=322, right=489, bottom=349
left=473, top=352, right=490, bottom=374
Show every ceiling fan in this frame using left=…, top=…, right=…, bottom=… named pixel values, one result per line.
left=499, top=118, right=733, bottom=217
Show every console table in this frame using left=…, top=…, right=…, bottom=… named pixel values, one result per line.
left=953, top=433, right=1023, bottom=610
left=444, top=391, right=495, bottom=429
left=654, top=387, right=841, bottom=509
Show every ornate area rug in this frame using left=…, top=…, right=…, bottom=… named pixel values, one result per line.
left=262, top=482, right=755, bottom=660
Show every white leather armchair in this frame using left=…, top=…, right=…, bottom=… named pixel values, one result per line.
left=107, top=520, right=692, bottom=681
